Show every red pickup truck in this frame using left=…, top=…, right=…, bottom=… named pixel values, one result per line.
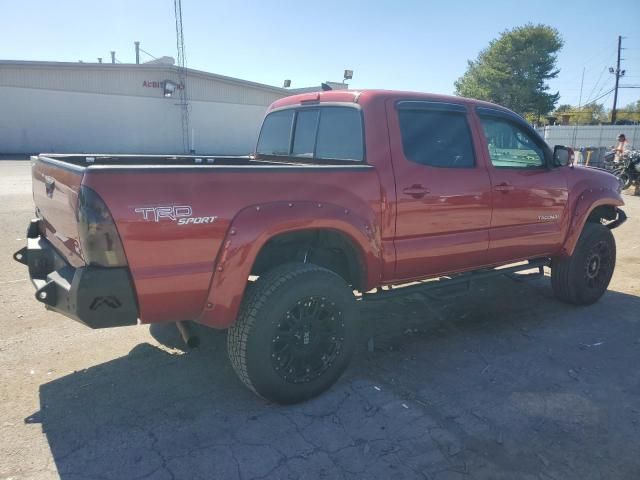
left=15, top=90, right=626, bottom=403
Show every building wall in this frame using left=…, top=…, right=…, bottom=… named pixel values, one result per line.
left=1, top=86, right=271, bottom=154
left=0, top=62, right=287, bottom=154
left=537, top=125, right=640, bottom=149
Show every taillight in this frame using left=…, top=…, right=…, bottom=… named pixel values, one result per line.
left=77, top=185, right=127, bottom=267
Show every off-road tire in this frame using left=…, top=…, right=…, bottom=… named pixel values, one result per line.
left=227, top=263, right=358, bottom=404
left=551, top=223, right=616, bottom=305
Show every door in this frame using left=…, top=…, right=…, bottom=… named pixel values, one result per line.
left=388, top=100, right=493, bottom=281
left=475, top=109, right=568, bottom=263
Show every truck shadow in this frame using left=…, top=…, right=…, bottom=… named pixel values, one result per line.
left=26, top=277, right=640, bottom=479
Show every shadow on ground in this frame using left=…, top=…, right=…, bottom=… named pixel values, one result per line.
left=27, top=276, right=640, bottom=480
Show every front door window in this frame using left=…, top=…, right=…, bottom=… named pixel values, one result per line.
left=480, top=117, right=545, bottom=169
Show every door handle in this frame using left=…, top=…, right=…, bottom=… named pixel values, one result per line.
left=402, top=185, right=430, bottom=198
left=494, top=182, right=514, bottom=193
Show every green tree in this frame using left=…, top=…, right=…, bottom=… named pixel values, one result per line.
left=553, top=102, right=606, bottom=125
left=616, top=100, right=640, bottom=123
left=455, top=24, right=563, bottom=119
left=580, top=102, right=606, bottom=124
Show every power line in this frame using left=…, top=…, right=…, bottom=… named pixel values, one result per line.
left=138, top=47, right=157, bottom=60
left=557, top=87, right=639, bottom=119
left=584, top=53, right=616, bottom=103
left=579, top=41, right=617, bottom=71
left=556, top=42, right=618, bottom=104
left=583, top=78, right=615, bottom=105
left=591, top=87, right=616, bottom=104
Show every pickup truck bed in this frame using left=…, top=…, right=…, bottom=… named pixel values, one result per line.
left=15, top=90, right=627, bottom=403
left=23, top=152, right=379, bottom=328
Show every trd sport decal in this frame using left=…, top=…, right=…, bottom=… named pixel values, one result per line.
left=133, top=205, right=217, bottom=225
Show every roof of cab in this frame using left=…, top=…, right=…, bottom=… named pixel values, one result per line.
left=268, top=89, right=513, bottom=115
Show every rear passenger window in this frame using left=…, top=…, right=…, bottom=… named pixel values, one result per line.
left=316, top=108, right=364, bottom=161
left=257, top=110, right=294, bottom=156
left=398, top=110, right=475, bottom=168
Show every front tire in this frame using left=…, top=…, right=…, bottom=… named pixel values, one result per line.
left=551, top=223, right=616, bottom=305
left=227, top=263, right=358, bottom=404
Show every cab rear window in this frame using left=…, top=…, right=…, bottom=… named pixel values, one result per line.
left=257, top=107, right=364, bottom=162
left=256, top=110, right=294, bottom=156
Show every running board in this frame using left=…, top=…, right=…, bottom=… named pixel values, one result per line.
left=362, top=259, right=550, bottom=302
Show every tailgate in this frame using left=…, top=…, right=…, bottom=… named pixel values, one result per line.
left=32, top=156, right=85, bottom=268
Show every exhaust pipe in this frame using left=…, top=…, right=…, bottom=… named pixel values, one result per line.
left=176, top=321, right=200, bottom=349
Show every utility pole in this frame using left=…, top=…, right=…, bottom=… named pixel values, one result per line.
left=134, top=42, right=140, bottom=64
left=610, top=35, right=626, bottom=124
left=174, top=0, right=191, bottom=153
left=571, top=67, right=586, bottom=147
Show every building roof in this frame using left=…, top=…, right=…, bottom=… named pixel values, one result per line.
left=0, top=59, right=288, bottom=95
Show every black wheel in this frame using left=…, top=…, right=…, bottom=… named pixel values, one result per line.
left=551, top=223, right=616, bottom=305
left=227, top=263, right=358, bottom=404
left=618, top=172, right=632, bottom=190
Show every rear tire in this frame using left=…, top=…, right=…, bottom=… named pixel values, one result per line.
left=227, top=263, right=358, bottom=404
left=551, top=223, right=616, bottom=305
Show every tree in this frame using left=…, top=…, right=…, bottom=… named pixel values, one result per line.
left=578, top=102, right=606, bottom=124
left=455, top=24, right=563, bottom=119
left=553, top=102, right=606, bottom=125
left=616, top=100, right=640, bottom=123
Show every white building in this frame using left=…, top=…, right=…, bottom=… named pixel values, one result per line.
left=0, top=60, right=294, bottom=155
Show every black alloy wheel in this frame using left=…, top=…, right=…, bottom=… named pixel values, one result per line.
left=271, top=296, right=345, bottom=384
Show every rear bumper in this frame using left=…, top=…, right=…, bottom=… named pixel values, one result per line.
left=13, top=219, right=138, bottom=328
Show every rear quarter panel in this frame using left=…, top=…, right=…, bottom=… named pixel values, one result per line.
left=82, top=165, right=383, bottom=326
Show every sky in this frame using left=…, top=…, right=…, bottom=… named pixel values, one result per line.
left=2, top=0, right=639, bottom=110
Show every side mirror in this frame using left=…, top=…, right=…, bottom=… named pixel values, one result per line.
left=553, top=145, right=574, bottom=167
